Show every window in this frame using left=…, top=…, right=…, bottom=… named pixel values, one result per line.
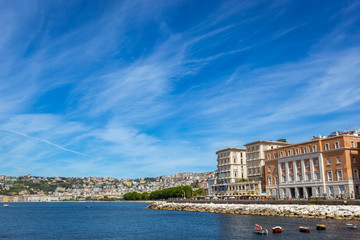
left=315, top=159, right=319, bottom=166
left=351, top=141, right=355, bottom=148
left=329, top=186, right=334, bottom=195
left=304, top=147, right=308, bottom=153
left=306, top=161, right=310, bottom=167
left=298, top=174, right=302, bottom=181
left=306, top=172, right=311, bottom=181
left=282, top=165, right=285, bottom=170
left=340, top=186, right=345, bottom=194
left=295, top=149, right=299, bottom=155
left=298, top=162, right=301, bottom=168
left=289, top=163, right=293, bottom=169
left=312, top=145, right=317, bottom=152
left=268, top=166, right=271, bottom=172
left=287, top=150, right=291, bottom=156
left=325, top=143, right=330, bottom=150
left=353, top=157, right=356, bottom=163
left=282, top=175, right=286, bottom=183
left=256, top=146, right=259, bottom=150
left=354, top=170, right=359, bottom=180
left=273, top=153, right=277, bottom=158
left=275, top=176, right=278, bottom=184
left=315, top=172, right=320, bottom=180
left=327, top=171, right=333, bottom=181
left=275, top=165, right=278, bottom=171
left=267, top=154, right=270, bottom=160
left=256, top=153, right=259, bottom=158
left=268, top=177, right=272, bottom=185
left=327, top=158, right=331, bottom=165
left=280, top=151, right=284, bottom=157
left=337, top=157, right=341, bottom=164
left=337, top=170, right=343, bottom=181
left=334, top=142, right=340, bottom=149
left=290, top=174, right=294, bottom=182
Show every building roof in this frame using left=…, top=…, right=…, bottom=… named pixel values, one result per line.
left=264, top=133, right=360, bottom=152
left=216, top=147, right=246, bottom=154
left=243, top=140, right=292, bottom=146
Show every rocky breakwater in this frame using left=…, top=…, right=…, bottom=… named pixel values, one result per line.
left=147, top=202, right=360, bottom=220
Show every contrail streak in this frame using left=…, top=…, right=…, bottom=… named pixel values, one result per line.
left=2, top=128, right=89, bottom=157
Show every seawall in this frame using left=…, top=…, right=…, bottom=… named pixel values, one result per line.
left=147, top=202, right=360, bottom=220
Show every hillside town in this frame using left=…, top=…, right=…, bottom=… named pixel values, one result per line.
left=0, top=172, right=213, bottom=202
left=1, top=128, right=359, bottom=202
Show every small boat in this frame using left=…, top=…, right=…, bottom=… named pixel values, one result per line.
left=3, top=204, right=9, bottom=207
left=85, top=206, right=92, bottom=209
left=299, top=226, right=310, bottom=233
left=346, top=224, right=357, bottom=229
left=316, top=224, right=326, bottom=230
left=272, top=226, right=283, bottom=233
left=254, top=224, right=268, bottom=235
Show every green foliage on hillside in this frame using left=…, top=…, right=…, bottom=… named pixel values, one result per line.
left=123, top=186, right=194, bottom=201
left=0, top=180, right=73, bottom=196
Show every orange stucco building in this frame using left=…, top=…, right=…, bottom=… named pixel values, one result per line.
left=264, top=130, right=360, bottom=199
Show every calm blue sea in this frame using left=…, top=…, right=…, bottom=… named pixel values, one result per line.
left=0, top=202, right=359, bottom=239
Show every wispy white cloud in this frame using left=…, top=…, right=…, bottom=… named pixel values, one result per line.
left=2, top=128, right=89, bottom=157
left=0, top=0, right=359, bottom=178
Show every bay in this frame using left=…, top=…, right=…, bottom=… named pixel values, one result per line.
left=0, top=202, right=359, bottom=239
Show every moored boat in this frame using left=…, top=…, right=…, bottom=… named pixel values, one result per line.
left=316, top=224, right=326, bottom=230
left=299, top=226, right=310, bottom=233
left=254, top=224, right=268, bottom=235
left=272, top=226, right=283, bottom=233
left=346, top=224, right=357, bottom=229
left=3, top=204, right=9, bottom=207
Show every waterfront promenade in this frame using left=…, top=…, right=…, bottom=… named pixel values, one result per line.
left=147, top=200, right=360, bottom=220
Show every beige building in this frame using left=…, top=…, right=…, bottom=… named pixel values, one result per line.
left=265, top=130, right=360, bottom=199
left=212, top=148, right=250, bottom=198
left=244, top=140, right=292, bottom=194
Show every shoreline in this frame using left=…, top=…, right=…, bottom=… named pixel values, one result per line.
left=1, top=200, right=157, bottom=204
left=147, top=202, right=360, bottom=220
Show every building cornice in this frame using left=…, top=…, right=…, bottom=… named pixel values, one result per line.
left=244, top=140, right=292, bottom=146
left=216, top=148, right=246, bottom=154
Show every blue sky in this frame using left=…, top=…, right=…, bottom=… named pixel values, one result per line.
left=0, top=0, right=359, bottom=178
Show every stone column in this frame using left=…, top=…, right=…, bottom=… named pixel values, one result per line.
left=285, top=162, right=289, bottom=183
left=301, top=159, right=306, bottom=183
left=293, top=161, right=298, bottom=182
left=304, top=186, right=308, bottom=198
left=318, top=154, right=327, bottom=195
left=310, top=158, right=315, bottom=181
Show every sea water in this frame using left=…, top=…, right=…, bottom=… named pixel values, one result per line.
left=0, top=202, right=359, bottom=239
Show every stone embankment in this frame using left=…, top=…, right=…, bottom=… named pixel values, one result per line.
left=147, top=202, right=360, bottom=220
